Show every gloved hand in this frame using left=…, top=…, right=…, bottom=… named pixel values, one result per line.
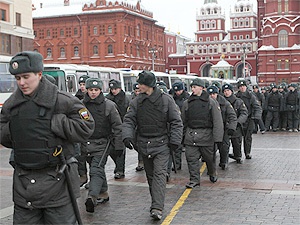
left=227, top=129, right=235, bottom=136
left=254, top=119, right=260, bottom=124
left=168, top=143, right=178, bottom=152
left=123, top=138, right=134, bottom=150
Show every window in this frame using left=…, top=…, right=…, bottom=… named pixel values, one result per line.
left=246, top=35, right=250, bottom=39
left=93, top=26, right=98, bottom=35
left=74, top=46, right=79, bottom=57
left=214, top=36, right=217, bottom=41
left=285, top=59, right=289, bottom=69
left=16, top=13, right=21, bottom=26
left=284, top=0, right=288, bottom=12
left=239, top=35, right=243, bottom=39
left=108, top=26, right=112, bottom=34
left=278, top=0, right=282, bottom=13
left=47, top=48, right=52, bottom=58
left=277, top=60, right=282, bottom=69
left=93, top=45, right=98, bottom=55
left=60, top=29, right=64, bottom=37
left=0, top=33, right=11, bottom=54
left=278, top=30, right=288, bottom=47
left=199, top=37, right=203, bottom=42
left=136, top=24, right=140, bottom=37
left=233, top=35, right=237, bottom=40
left=74, top=28, right=78, bottom=36
left=16, top=36, right=22, bottom=52
left=108, top=44, right=113, bottom=54
left=1, top=9, right=6, bottom=21
left=46, top=30, right=50, bottom=37
left=206, top=37, right=210, bottom=42
left=60, top=47, right=65, bottom=58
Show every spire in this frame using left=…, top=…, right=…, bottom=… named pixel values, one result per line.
left=204, top=0, right=218, bottom=4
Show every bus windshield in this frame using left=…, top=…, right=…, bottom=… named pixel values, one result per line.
left=0, top=62, right=17, bottom=93
left=42, top=70, right=68, bottom=92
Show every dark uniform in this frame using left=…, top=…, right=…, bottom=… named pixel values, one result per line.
left=75, top=74, right=90, bottom=187
left=0, top=51, right=94, bottom=224
left=106, top=79, right=130, bottom=179
left=207, top=85, right=237, bottom=170
left=122, top=71, right=183, bottom=220
left=278, top=84, right=288, bottom=130
left=235, top=80, right=262, bottom=159
left=182, top=79, right=223, bottom=187
left=285, top=83, right=300, bottom=132
left=264, top=85, right=283, bottom=131
left=83, top=78, right=123, bottom=213
left=223, top=84, right=248, bottom=163
left=252, top=85, right=266, bottom=133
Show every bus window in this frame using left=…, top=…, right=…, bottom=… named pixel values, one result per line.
left=67, top=75, right=76, bottom=93
left=110, top=72, right=121, bottom=81
left=42, top=70, right=68, bottom=92
left=123, top=76, right=137, bottom=93
left=0, top=74, right=17, bottom=93
left=99, top=72, right=110, bottom=94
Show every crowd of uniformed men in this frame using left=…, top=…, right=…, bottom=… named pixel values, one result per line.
left=0, top=51, right=299, bottom=224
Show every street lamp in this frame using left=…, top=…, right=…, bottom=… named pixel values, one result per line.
left=148, top=47, right=157, bottom=71
left=242, top=46, right=246, bottom=79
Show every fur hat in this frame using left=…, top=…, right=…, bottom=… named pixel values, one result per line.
left=78, top=75, right=90, bottom=84
left=137, top=71, right=156, bottom=87
left=133, top=82, right=139, bottom=90
left=211, top=81, right=221, bottom=90
left=9, top=51, right=44, bottom=75
left=252, top=84, right=259, bottom=89
left=172, top=81, right=184, bottom=91
left=207, top=85, right=219, bottom=94
left=190, top=78, right=205, bottom=88
left=237, top=79, right=247, bottom=88
left=109, top=79, right=121, bottom=89
left=222, top=83, right=234, bottom=92
left=85, top=78, right=103, bottom=89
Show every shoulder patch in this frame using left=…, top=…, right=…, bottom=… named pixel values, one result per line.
left=79, top=108, right=90, bottom=120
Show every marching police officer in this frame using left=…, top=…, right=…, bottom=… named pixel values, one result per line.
left=75, top=75, right=90, bottom=100
left=207, top=85, right=237, bottom=170
left=106, top=79, right=130, bottom=179
left=222, top=84, right=248, bottom=164
left=0, top=51, right=94, bottom=224
left=122, top=71, right=183, bottom=220
left=235, top=79, right=262, bottom=159
left=83, top=78, right=123, bottom=213
left=252, top=84, right=266, bottom=133
left=285, top=83, right=300, bottom=132
left=182, top=78, right=223, bottom=187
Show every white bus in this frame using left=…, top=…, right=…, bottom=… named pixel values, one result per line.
left=0, top=55, right=15, bottom=110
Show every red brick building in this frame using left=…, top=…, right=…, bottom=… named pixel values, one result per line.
left=186, top=0, right=258, bottom=83
left=32, top=0, right=166, bottom=71
left=257, top=0, right=300, bottom=85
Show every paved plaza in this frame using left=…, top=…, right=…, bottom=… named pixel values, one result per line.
left=0, top=131, right=299, bottom=225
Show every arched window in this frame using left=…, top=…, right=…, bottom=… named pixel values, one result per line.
left=278, top=30, right=288, bottom=47
left=136, top=24, right=140, bottom=37
left=136, top=45, right=140, bottom=57
left=108, top=26, right=112, bottom=34
left=93, top=45, right=98, bottom=55
left=74, top=28, right=78, bottom=36
left=60, top=47, right=65, bottom=58
left=47, top=48, right=52, bottom=58
left=46, top=30, right=50, bottom=37
left=74, top=46, right=79, bottom=57
left=93, top=26, right=98, bottom=35
left=108, top=44, right=113, bottom=54
left=60, top=29, right=64, bottom=37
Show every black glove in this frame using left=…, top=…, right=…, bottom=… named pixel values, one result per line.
left=227, top=129, right=235, bottom=136
left=123, top=138, right=134, bottom=150
left=254, top=119, right=259, bottom=124
left=168, top=143, right=178, bottom=152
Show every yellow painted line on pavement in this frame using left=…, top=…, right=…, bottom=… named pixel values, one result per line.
left=161, top=163, right=207, bottom=225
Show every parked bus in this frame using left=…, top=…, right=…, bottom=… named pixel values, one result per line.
left=0, top=55, right=15, bottom=110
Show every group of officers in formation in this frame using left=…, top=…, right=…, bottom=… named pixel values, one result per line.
left=0, top=51, right=299, bottom=224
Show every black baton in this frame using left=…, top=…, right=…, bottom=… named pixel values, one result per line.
left=97, top=139, right=111, bottom=168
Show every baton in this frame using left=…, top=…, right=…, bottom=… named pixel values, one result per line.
left=97, top=139, right=111, bottom=168
left=170, top=148, right=177, bottom=174
left=56, top=147, right=83, bottom=225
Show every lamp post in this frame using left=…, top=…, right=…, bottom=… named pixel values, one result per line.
left=148, top=47, right=157, bottom=71
left=242, top=46, right=246, bottom=79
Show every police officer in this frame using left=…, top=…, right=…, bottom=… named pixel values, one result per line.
left=106, top=79, right=130, bottom=179
left=222, top=84, right=248, bottom=164
left=235, top=79, right=262, bottom=159
left=122, top=71, right=183, bottom=220
left=285, top=83, right=300, bottom=132
left=278, top=84, right=288, bottom=130
left=182, top=78, right=223, bottom=187
left=83, top=78, right=123, bottom=213
left=171, top=81, right=190, bottom=171
left=0, top=51, right=94, bottom=224
left=264, top=84, right=283, bottom=132
left=252, top=84, right=266, bottom=133
left=75, top=75, right=90, bottom=100
left=207, top=85, right=237, bottom=170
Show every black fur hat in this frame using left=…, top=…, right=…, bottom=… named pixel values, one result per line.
left=9, top=51, right=44, bottom=75
left=137, top=71, right=156, bottom=87
left=78, top=75, right=90, bottom=84
left=109, top=79, right=121, bottom=89
left=86, top=78, right=103, bottom=89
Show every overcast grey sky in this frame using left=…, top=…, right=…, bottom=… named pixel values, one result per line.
left=141, top=0, right=258, bottom=40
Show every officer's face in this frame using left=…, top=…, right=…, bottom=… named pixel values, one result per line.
left=175, top=90, right=183, bottom=96
left=138, top=84, right=152, bottom=94
left=191, top=85, right=203, bottom=96
left=209, top=93, right=218, bottom=100
left=223, top=89, right=232, bottom=97
left=79, top=83, right=87, bottom=92
left=239, top=85, right=247, bottom=93
left=110, top=88, right=121, bottom=96
left=134, top=89, right=140, bottom=96
left=14, top=72, right=42, bottom=96
left=87, top=88, right=101, bottom=99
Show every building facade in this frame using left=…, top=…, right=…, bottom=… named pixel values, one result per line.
left=0, top=0, right=34, bottom=56
left=32, top=0, right=166, bottom=71
left=257, top=0, right=300, bottom=85
left=186, top=0, right=258, bottom=83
